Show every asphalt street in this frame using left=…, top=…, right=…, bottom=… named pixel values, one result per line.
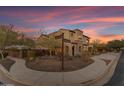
left=105, top=51, right=124, bottom=86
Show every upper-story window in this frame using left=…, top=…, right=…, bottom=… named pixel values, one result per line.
left=70, top=32, right=74, bottom=37
left=78, top=36, right=82, bottom=40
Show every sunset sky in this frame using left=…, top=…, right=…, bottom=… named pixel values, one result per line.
left=0, top=6, right=124, bottom=43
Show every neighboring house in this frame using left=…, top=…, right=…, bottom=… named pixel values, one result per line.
left=36, top=28, right=90, bottom=56
left=35, top=34, right=49, bottom=49
left=35, top=34, right=55, bottom=56
left=5, top=45, right=30, bottom=58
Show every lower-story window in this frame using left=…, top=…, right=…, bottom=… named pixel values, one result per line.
left=65, top=46, right=69, bottom=55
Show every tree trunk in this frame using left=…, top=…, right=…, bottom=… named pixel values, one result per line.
left=0, top=50, right=4, bottom=60
left=49, top=50, right=52, bottom=56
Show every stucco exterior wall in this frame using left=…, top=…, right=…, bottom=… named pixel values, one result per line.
left=38, top=29, right=90, bottom=56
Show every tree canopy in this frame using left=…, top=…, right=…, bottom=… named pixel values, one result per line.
left=36, top=35, right=61, bottom=50
left=0, top=24, right=35, bottom=49
left=0, top=24, right=17, bottom=49
left=106, top=39, right=124, bottom=51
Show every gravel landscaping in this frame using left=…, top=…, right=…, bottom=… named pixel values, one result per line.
left=0, top=58, right=15, bottom=71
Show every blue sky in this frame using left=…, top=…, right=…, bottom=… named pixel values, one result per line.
left=0, top=6, right=124, bottom=42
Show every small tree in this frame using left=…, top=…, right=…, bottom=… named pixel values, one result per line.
left=0, top=24, right=18, bottom=50
left=37, top=35, right=61, bottom=56
left=106, top=40, right=123, bottom=52
left=91, top=39, right=101, bottom=54
left=17, top=33, right=35, bottom=47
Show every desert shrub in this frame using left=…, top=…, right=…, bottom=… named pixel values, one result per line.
left=82, top=51, right=91, bottom=62
left=27, top=50, right=36, bottom=61
left=3, top=52, right=8, bottom=58
left=74, top=54, right=81, bottom=58
left=65, top=56, right=73, bottom=60
left=0, top=53, right=2, bottom=60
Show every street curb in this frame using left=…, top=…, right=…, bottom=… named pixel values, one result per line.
left=0, top=52, right=121, bottom=86
left=80, top=52, right=122, bottom=86
left=0, top=64, right=30, bottom=86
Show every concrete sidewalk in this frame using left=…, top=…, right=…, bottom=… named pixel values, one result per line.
left=7, top=52, right=119, bottom=85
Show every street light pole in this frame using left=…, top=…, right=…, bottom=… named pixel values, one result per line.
left=61, top=33, right=64, bottom=71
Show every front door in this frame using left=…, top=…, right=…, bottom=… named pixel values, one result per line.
left=72, top=46, right=75, bottom=56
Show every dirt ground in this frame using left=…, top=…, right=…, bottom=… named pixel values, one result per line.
left=26, top=56, right=94, bottom=72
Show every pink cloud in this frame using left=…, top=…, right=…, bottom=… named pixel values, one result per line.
left=25, top=7, right=98, bottom=24
left=99, top=34, right=124, bottom=43
left=82, top=23, right=119, bottom=42
left=26, top=12, right=60, bottom=23
left=66, top=17, right=124, bottom=25
left=15, top=26, right=39, bottom=33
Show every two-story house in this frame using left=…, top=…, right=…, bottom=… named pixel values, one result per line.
left=48, top=29, right=90, bottom=56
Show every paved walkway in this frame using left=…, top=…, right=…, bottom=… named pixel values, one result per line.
left=105, top=51, right=124, bottom=86
left=8, top=52, right=119, bottom=85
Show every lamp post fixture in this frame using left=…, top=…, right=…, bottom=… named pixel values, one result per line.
left=61, top=33, right=64, bottom=71
left=55, top=33, right=64, bottom=71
